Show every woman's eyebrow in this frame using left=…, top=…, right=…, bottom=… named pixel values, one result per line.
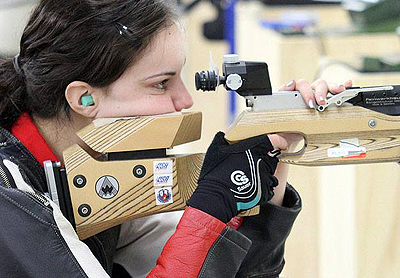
left=143, top=71, right=176, bottom=81
left=143, top=57, right=185, bottom=81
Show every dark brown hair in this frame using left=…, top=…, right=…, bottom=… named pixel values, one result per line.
left=0, top=0, right=177, bottom=130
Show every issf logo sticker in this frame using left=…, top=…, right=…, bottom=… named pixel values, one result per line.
left=154, top=173, right=174, bottom=186
left=153, top=160, right=173, bottom=174
left=155, top=187, right=173, bottom=205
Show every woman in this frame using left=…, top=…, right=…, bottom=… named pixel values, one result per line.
left=0, top=0, right=351, bottom=277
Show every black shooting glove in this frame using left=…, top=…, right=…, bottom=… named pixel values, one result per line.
left=187, top=132, right=279, bottom=223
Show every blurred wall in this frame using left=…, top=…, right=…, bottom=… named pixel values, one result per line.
left=0, top=0, right=38, bottom=56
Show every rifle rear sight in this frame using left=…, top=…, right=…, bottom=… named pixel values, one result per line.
left=195, top=54, right=273, bottom=100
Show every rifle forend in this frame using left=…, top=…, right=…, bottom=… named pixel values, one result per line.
left=226, top=106, right=400, bottom=166
left=196, top=54, right=400, bottom=166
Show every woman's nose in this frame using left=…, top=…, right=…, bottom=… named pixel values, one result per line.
left=173, top=81, right=194, bottom=112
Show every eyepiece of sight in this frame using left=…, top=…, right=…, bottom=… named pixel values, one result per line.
left=195, top=70, right=219, bottom=91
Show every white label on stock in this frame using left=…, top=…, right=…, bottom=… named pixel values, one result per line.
left=155, top=187, right=173, bottom=205
left=154, top=173, right=174, bottom=187
left=327, top=138, right=366, bottom=158
left=327, top=147, right=366, bottom=158
left=153, top=160, right=173, bottom=174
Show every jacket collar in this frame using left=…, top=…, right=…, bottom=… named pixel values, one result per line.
left=11, top=113, right=58, bottom=167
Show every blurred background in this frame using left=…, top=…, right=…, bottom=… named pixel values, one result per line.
left=2, top=0, right=400, bottom=277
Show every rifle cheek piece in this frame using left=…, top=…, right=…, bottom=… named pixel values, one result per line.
left=46, top=112, right=204, bottom=240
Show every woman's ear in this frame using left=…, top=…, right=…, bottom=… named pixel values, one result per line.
left=65, top=81, right=101, bottom=118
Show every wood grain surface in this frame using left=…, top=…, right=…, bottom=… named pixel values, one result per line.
left=63, top=112, right=204, bottom=239
left=226, top=106, right=400, bottom=166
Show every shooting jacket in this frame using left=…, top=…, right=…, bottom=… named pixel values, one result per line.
left=0, top=113, right=302, bottom=278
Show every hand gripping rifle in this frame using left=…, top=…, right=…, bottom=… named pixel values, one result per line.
left=195, top=54, right=400, bottom=166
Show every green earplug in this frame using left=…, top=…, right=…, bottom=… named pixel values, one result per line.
left=81, top=95, right=94, bottom=107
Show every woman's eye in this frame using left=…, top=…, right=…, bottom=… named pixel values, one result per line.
left=155, top=79, right=169, bottom=90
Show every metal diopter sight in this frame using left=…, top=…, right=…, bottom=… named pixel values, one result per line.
left=194, top=54, right=273, bottom=97
left=195, top=70, right=224, bottom=92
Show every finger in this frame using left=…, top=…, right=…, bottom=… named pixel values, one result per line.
left=279, top=79, right=296, bottom=91
left=296, top=79, right=315, bottom=109
left=327, top=80, right=354, bottom=95
left=268, top=134, right=288, bottom=150
left=343, top=80, right=353, bottom=88
left=311, top=79, right=329, bottom=105
left=327, top=82, right=346, bottom=94
left=278, top=133, right=304, bottom=145
left=277, top=133, right=304, bottom=152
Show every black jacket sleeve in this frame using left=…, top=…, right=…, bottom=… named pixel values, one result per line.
left=236, top=184, right=302, bottom=278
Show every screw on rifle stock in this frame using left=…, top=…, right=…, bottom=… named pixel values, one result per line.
left=78, top=204, right=91, bottom=217
left=73, top=175, right=87, bottom=188
left=368, top=119, right=377, bottom=128
left=133, top=165, right=146, bottom=178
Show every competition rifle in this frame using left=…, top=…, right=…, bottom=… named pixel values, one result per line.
left=45, top=54, right=400, bottom=240
left=196, top=54, right=400, bottom=166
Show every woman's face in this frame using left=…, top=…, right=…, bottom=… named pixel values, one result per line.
left=95, top=23, right=193, bottom=118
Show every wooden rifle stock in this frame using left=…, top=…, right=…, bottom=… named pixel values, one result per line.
left=226, top=106, right=400, bottom=166
left=63, top=112, right=204, bottom=240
